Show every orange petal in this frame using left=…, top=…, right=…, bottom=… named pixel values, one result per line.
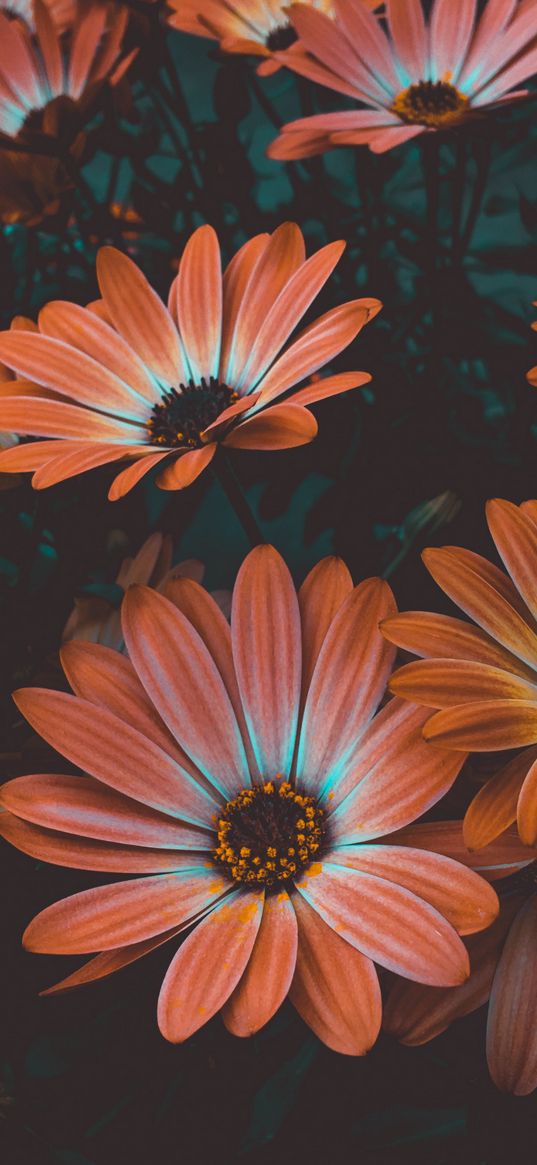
left=157, top=890, right=264, bottom=1042
left=231, top=544, right=301, bottom=776
left=391, top=821, right=537, bottom=881
left=96, top=246, right=184, bottom=385
left=390, top=658, right=537, bottom=707
left=40, top=926, right=187, bottom=996
left=297, top=577, right=396, bottom=800
left=290, top=892, right=381, bottom=1055
left=223, top=403, right=317, bottom=450
left=13, top=687, right=218, bottom=827
left=328, top=844, right=499, bottom=935
left=381, top=611, right=537, bottom=680
left=156, top=444, right=216, bottom=490
left=463, top=749, right=535, bottom=849
left=487, top=498, right=537, bottom=623
left=23, top=870, right=229, bottom=954
left=295, top=861, right=469, bottom=986
left=516, top=756, right=537, bottom=845
left=108, top=451, right=170, bottom=500
left=121, top=586, right=249, bottom=797
left=298, top=556, right=353, bottom=698
left=176, top=225, right=222, bottom=382
left=424, top=699, right=537, bottom=750
left=222, top=891, right=298, bottom=1036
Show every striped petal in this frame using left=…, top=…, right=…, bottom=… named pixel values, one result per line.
left=424, top=700, right=537, bottom=750
left=96, top=247, right=183, bottom=386
left=298, top=556, right=353, bottom=698
left=486, top=499, right=537, bottom=624
left=463, top=749, right=536, bottom=849
left=176, top=225, right=222, bottom=382
left=487, top=896, right=537, bottom=1095
left=390, top=659, right=537, bottom=706
left=157, top=890, right=264, bottom=1042
left=231, top=545, right=301, bottom=777
left=222, top=891, right=298, bottom=1036
left=290, top=892, right=381, bottom=1055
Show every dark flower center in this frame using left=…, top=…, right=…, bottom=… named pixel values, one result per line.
left=214, top=778, right=325, bottom=889
left=147, top=378, right=238, bottom=448
left=392, top=80, right=468, bottom=128
left=266, top=23, right=298, bottom=52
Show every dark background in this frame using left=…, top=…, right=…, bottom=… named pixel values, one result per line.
left=1, top=7, right=537, bottom=1161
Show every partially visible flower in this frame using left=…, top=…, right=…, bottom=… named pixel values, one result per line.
left=383, top=826, right=537, bottom=1095
left=0, top=223, right=380, bottom=498
left=1, top=0, right=76, bottom=32
left=167, top=0, right=380, bottom=76
left=268, top=0, right=537, bottom=159
left=0, top=548, right=497, bottom=1050
left=528, top=299, right=537, bottom=387
left=0, top=1, right=135, bottom=142
left=62, top=531, right=229, bottom=650
left=382, top=490, right=461, bottom=579
left=0, top=147, right=75, bottom=226
left=382, top=499, right=537, bottom=849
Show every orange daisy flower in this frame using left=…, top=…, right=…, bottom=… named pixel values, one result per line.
left=63, top=530, right=230, bottom=650
left=167, top=0, right=380, bottom=76
left=382, top=499, right=537, bottom=849
left=383, top=825, right=537, bottom=1095
left=0, top=548, right=497, bottom=1050
left=268, top=0, right=537, bottom=159
left=0, top=223, right=380, bottom=498
left=0, top=0, right=134, bottom=141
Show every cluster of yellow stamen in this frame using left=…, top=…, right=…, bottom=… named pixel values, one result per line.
left=147, top=379, right=239, bottom=449
left=392, top=80, right=469, bottom=128
left=213, top=777, right=325, bottom=888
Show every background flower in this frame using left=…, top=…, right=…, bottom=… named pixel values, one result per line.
left=0, top=223, right=380, bottom=496
left=268, top=0, right=537, bottom=158
left=383, top=499, right=537, bottom=849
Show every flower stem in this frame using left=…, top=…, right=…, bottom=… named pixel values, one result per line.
left=459, top=135, right=491, bottom=257
left=212, top=451, right=264, bottom=548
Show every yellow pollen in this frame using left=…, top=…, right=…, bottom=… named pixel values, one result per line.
left=392, top=80, right=469, bottom=129
left=213, top=778, right=326, bottom=889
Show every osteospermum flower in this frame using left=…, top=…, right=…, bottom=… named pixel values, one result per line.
left=268, top=0, right=537, bottom=158
left=383, top=827, right=537, bottom=1095
left=63, top=531, right=229, bottom=650
left=0, top=223, right=380, bottom=498
left=167, top=0, right=380, bottom=76
left=0, top=0, right=134, bottom=141
left=0, top=548, right=498, bottom=1050
left=382, top=499, right=537, bottom=849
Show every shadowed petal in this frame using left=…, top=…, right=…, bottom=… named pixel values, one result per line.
left=486, top=499, right=537, bottom=623
left=516, top=757, right=537, bottom=846
left=391, top=821, right=537, bottom=881
left=381, top=611, right=536, bottom=680
left=156, top=444, right=216, bottom=490
left=487, top=896, right=537, bottom=1095
left=108, top=452, right=170, bottom=500
left=158, top=890, right=264, bottom=1041
left=463, top=749, right=536, bottom=849
left=290, top=892, right=381, bottom=1055
left=40, top=925, right=192, bottom=996
left=222, top=891, right=298, bottom=1036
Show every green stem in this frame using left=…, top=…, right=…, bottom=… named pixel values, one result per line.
left=459, top=136, right=491, bottom=258
left=212, top=451, right=264, bottom=548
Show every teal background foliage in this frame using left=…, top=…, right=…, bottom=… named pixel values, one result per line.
left=1, top=4, right=537, bottom=1161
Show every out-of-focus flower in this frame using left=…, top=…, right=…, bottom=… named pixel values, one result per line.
left=0, top=432, right=21, bottom=489
left=167, top=0, right=381, bottom=76
left=383, top=499, right=537, bottom=849
left=268, top=0, right=537, bottom=159
left=381, top=490, right=461, bottom=579
left=0, top=548, right=498, bottom=1049
left=1, top=0, right=76, bottom=32
left=0, top=1, right=135, bottom=142
left=383, top=824, right=537, bottom=1095
left=0, top=223, right=380, bottom=498
left=62, top=530, right=229, bottom=650
left=0, top=146, right=76, bottom=226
